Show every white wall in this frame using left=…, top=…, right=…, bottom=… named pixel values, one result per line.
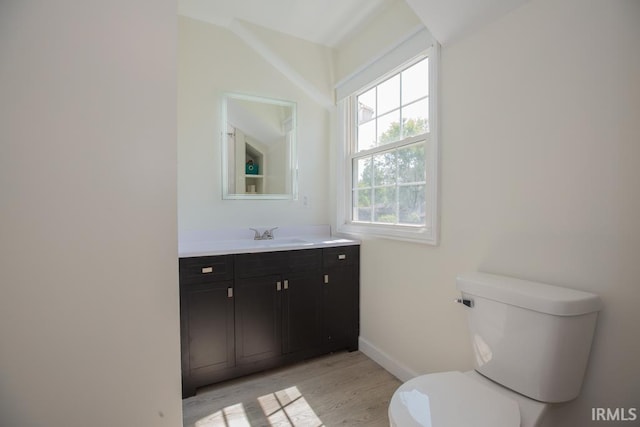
left=333, top=0, right=422, bottom=84
left=0, top=1, right=181, bottom=427
left=339, top=0, right=640, bottom=425
left=178, top=17, right=333, bottom=234
left=237, top=20, right=335, bottom=99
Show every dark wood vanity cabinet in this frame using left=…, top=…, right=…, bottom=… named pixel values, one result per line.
left=179, top=245, right=359, bottom=398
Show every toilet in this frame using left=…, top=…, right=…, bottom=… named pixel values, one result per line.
left=389, top=272, right=602, bottom=427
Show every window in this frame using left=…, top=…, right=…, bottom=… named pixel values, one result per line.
left=338, top=49, right=439, bottom=244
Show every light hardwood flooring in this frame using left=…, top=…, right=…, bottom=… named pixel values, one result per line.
left=182, top=351, right=401, bottom=427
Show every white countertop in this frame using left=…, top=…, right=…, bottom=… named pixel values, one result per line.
left=179, top=225, right=359, bottom=258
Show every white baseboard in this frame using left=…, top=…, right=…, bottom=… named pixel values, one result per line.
left=358, top=336, right=419, bottom=382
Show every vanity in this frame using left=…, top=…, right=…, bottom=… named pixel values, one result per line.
left=179, top=227, right=360, bottom=398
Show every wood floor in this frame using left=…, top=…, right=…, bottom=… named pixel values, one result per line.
left=182, top=351, right=401, bottom=427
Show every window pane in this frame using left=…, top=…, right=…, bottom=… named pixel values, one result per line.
left=402, top=58, right=428, bottom=104
left=399, top=185, right=425, bottom=225
left=354, top=157, right=372, bottom=188
left=397, top=143, right=425, bottom=183
left=374, top=187, right=396, bottom=223
left=353, top=189, right=372, bottom=222
left=357, top=120, right=376, bottom=151
left=377, top=110, right=400, bottom=146
left=373, top=151, right=396, bottom=186
left=357, top=88, right=376, bottom=124
left=377, top=74, right=400, bottom=115
left=401, top=98, right=429, bottom=138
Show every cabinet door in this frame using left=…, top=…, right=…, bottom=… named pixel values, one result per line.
left=181, top=280, right=234, bottom=395
left=323, top=246, right=360, bottom=351
left=235, top=274, right=282, bottom=365
left=283, top=271, right=323, bottom=355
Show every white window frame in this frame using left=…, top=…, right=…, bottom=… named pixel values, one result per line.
left=336, top=45, right=439, bottom=245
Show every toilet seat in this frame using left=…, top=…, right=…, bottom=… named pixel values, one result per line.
left=389, top=371, right=520, bottom=427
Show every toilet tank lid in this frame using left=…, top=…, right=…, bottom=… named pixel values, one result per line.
left=456, top=272, right=602, bottom=316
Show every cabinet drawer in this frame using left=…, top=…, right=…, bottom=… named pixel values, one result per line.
left=288, top=249, right=322, bottom=273
left=323, top=246, right=359, bottom=269
left=180, top=255, right=234, bottom=284
left=235, top=251, right=287, bottom=279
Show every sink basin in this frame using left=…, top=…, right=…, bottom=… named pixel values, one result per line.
left=216, top=238, right=311, bottom=250
left=252, top=238, right=310, bottom=247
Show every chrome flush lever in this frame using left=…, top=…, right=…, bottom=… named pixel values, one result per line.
left=454, top=298, right=474, bottom=308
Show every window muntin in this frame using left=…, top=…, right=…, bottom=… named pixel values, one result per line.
left=349, top=57, right=430, bottom=229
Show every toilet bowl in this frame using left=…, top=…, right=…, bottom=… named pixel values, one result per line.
left=388, top=272, right=601, bottom=427
left=389, top=370, right=547, bottom=427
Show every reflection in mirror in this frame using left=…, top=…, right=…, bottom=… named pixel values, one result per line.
left=222, top=93, right=297, bottom=200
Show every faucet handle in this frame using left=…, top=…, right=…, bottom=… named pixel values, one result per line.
left=263, top=227, right=278, bottom=239
left=249, top=228, right=261, bottom=240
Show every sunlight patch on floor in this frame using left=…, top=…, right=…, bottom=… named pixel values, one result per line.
left=194, top=385, right=324, bottom=427
left=258, top=386, right=324, bottom=427
left=195, top=402, right=251, bottom=427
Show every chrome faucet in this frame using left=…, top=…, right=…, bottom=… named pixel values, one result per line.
left=249, top=227, right=278, bottom=240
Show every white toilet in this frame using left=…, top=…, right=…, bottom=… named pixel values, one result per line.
left=389, top=272, right=602, bottom=427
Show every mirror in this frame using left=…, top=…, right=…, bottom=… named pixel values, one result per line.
left=222, top=93, right=297, bottom=200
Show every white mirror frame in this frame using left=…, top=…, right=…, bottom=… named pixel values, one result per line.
left=221, top=92, right=298, bottom=200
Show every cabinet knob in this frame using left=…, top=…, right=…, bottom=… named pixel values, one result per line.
left=338, top=254, right=346, bottom=260
left=227, top=288, right=233, bottom=298
left=324, top=274, right=329, bottom=284
left=284, top=279, right=289, bottom=290
left=201, top=267, right=214, bottom=274
left=276, top=281, right=282, bottom=291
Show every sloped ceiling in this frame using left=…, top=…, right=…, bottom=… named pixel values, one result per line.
left=179, top=0, right=530, bottom=47
left=179, top=0, right=392, bottom=47
left=403, top=0, right=530, bottom=44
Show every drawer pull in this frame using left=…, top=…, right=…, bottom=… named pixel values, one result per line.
left=324, top=274, right=329, bottom=284
left=227, top=288, right=233, bottom=298
left=338, top=254, right=347, bottom=260
left=284, top=279, right=289, bottom=290
left=201, top=267, right=214, bottom=274
left=276, top=281, right=282, bottom=291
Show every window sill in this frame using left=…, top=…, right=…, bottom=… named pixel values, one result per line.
left=336, top=221, right=438, bottom=246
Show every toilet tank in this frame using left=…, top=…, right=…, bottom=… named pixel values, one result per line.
left=456, top=272, right=602, bottom=403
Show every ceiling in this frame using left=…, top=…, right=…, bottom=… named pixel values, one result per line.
left=178, top=0, right=393, bottom=47
left=178, top=0, right=529, bottom=47
left=404, top=0, right=529, bottom=44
